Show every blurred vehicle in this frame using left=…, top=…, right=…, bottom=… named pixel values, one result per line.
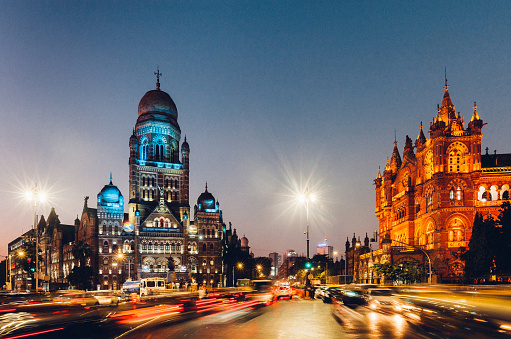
left=249, top=280, right=274, bottom=305
left=337, top=288, right=367, bottom=308
left=314, top=285, right=327, bottom=299
left=52, top=291, right=99, bottom=306
left=366, top=288, right=405, bottom=312
left=274, top=286, right=292, bottom=300
left=140, top=277, right=167, bottom=296
left=122, top=280, right=141, bottom=294
left=91, top=291, right=120, bottom=306
left=322, top=286, right=342, bottom=303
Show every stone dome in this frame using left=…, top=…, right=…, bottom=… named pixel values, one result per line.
left=98, top=180, right=123, bottom=204
left=197, top=183, right=216, bottom=210
left=138, top=89, right=178, bottom=118
left=240, top=235, right=249, bottom=248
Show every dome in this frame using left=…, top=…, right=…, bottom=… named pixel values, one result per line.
left=240, top=235, right=249, bottom=248
left=138, top=89, right=178, bottom=118
left=98, top=176, right=123, bottom=204
left=197, top=183, right=216, bottom=210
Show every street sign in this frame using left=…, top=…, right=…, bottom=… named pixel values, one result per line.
left=308, top=273, right=313, bottom=280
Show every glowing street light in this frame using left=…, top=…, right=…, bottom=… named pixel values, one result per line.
left=118, top=253, right=132, bottom=281
left=299, top=187, right=315, bottom=298
left=26, top=184, right=45, bottom=292
left=233, top=263, right=243, bottom=287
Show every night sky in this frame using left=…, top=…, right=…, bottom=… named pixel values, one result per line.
left=1, top=1, right=510, bottom=258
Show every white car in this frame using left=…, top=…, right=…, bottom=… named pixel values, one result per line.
left=91, top=291, right=120, bottom=306
left=366, top=288, right=404, bottom=312
left=274, top=286, right=292, bottom=300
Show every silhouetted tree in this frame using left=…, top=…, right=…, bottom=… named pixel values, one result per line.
left=462, top=212, right=497, bottom=279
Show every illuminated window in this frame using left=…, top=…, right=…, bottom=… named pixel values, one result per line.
left=450, top=189, right=455, bottom=200
left=141, top=139, right=148, bottom=160
left=103, top=257, right=108, bottom=265
left=456, top=187, right=462, bottom=200
left=148, top=242, right=153, bottom=250
left=176, top=244, right=181, bottom=251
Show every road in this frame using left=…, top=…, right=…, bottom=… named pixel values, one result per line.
left=2, top=287, right=511, bottom=338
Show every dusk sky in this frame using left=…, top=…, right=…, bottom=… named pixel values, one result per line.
left=1, top=1, right=510, bottom=258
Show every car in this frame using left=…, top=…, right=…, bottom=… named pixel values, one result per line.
left=91, top=291, right=120, bottom=306
left=274, top=286, right=292, bottom=300
left=314, top=285, right=327, bottom=299
left=249, top=280, right=274, bottom=305
left=321, top=286, right=344, bottom=303
left=52, top=291, right=99, bottom=307
left=337, top=288, right=368, bottom=308
left=366, top=288, right=405, bottom=312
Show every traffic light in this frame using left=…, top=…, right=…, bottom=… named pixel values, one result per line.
left=305, top=262, right=312, bottom=269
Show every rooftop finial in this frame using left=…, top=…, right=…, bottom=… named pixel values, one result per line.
left=154, top=67, right=162, bottom=90
left=109, top=172, right=112, bottom=184
left=205, top=182, right=208, bottom=192
left=394, top=129, right=397, bottom=146
left=444, top=67, right=449, bottom=90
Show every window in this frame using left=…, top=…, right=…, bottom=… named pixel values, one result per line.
left=165, top=244, right=170, bottom=251
left=103, top=257, right=108, bottom=265
left=155, top=140, right=164, bottom=160
left=504, top=191, right=510, bottom=200
left=450, top=189, right=455, bottom=200
left=142, top=243, right=147, bottom=250
left=456, top=187, right=462, bottom=200
left=141, top=139, right=148, bottom=160
left=210, top=243, right=214, bottom=252
left=171, top=243, right=175, bottom=252
left=176, top=243, right=181, bottom=252
left=203, top=244, right=207, bottom=252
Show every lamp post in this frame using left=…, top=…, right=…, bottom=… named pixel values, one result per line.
left=299, top=188, right=315, bottom=298
left=26, top=185, right=45, bottom=292
left=233, top=263, right=242, bottom=287
left=118, top=253, right=131, bottom=281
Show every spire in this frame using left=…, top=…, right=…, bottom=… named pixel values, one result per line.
left=154, top=67, right=162, bottom=90
left=416, top=121, right=426, bottom=146
left=471, top=101, right=481, bottom=121
left=109, top=172, right=113, bottom=184
left=389, top=138, right=402, bottom=172
left=376, top=166, right=382, bottom=179
left=205, top=182, right=208, bottom=192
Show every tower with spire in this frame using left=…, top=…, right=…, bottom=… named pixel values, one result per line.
left=371, top=75, right=511, bottom=283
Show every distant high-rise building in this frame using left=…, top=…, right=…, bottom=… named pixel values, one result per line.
left=316, top=244, right=333, bottom=258
left=268, top=252, right=281, bottom=278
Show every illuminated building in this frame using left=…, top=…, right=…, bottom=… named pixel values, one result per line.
left=317, top=244, right=333, bottom=258
left=373, top=79, right=511, bottom=282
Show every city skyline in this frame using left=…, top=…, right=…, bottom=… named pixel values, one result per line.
left=1, top=2, right=511, bottom=257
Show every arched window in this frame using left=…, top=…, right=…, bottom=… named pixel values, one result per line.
left=112, top=244, right=118, bottom=253
left=142, top=242, right=147, bottom=250
left=176, top=243, right=181, bottom=252
left=160, top=217, right=164, bottom=227
left=207, top=229, right=211, bottom=237
left=148, top=242, right=153, bottom=250
left=202, top=260, right=207, bottom=267
left=203, top=243, right=207, bottom=252
left=154, top=140, right=164, bottom=160
left=141, top=139, right=148, bottom=160
left=154, top=219, right=159, bottom=227
left=504, top=191, right=510, bottom=200
left=482, top=191, right=490, bottom=201
left=210, top=243, right=214, bottom=251
left=171, top=243, right=175, bottom=252
left=103, top=257, right=108, bottom=265
left=152, top=177, right=155, bottom=187
left=450, top=189, right=455, bottom=200
left=143, top=177, right=146, bottom=186
left=456, top=187, right=463, bottom=200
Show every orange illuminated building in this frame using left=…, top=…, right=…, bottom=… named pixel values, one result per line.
left=374, top=79, right=511, bottom=282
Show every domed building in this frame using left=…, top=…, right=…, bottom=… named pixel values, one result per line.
left=193, top=183, right=224, bottom=286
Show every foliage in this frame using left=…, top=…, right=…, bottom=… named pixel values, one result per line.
left=72, top=241, right=92, bottom=268
left=67, top=266, right=95, bottom=290
left=372, top=260, right=427, bottom=284
left=254, top=257, right=272, bottom=278
left=496, top=202, right=511, bottom=274
left=462, top=212, right=497, bottom=279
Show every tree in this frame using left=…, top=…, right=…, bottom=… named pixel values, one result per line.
left=69, top=241, right=95, bottom=289
left=67, top=266, right=95, bottom=290
left=496, top=202, right=511, bottom=275
left=372, top=261, right=427, bottom=284
left=462, top=212, right=497, bottom=279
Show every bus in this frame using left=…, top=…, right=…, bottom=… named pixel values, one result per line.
left=121, top=277, right=167, bottom=296
left=140, top=277, right=166, bottom=296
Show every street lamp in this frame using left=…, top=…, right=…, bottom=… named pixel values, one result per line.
left=26, top=185, right=46, bottom=292
left=299, top=188, right=315, bottom=298
left=118, top=253, right=131, bottom=281
left=233, top=263, right=242, bottom=287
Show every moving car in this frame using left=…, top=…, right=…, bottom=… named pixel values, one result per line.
left=322, top=286, right=342, bottom=303
left=366, top=288, right=404, bottom=312
left=314, top=285, right=327, bottom=299
left=91, top=291, right=120, bottom=306
left=274, top=286, right=292, bottom=300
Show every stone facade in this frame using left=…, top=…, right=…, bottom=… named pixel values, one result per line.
left=373, top=81, right=511, bottom=282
